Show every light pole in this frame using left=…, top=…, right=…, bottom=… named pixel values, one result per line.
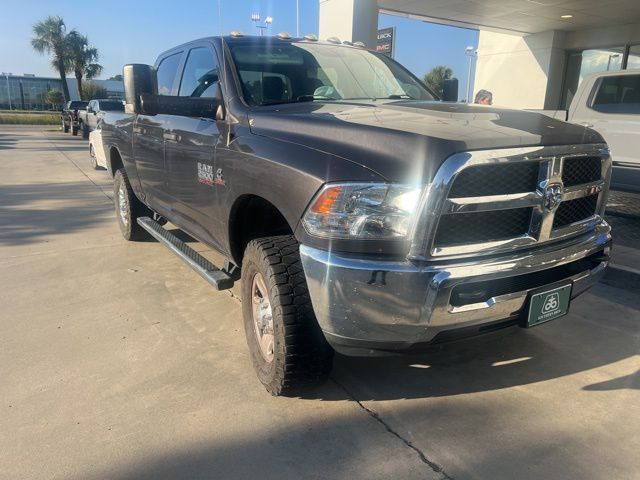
left=251, top=13, right=273, bottom=36
left=607, top=53, right=620, bottom=71
left=296, top=0, right=299, bottom=37
left=2, top=72, right=12, bottom=110
left=465, top=46, right=477, bottom=103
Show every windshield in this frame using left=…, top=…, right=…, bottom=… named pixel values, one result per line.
left=228, top=42, right=435, bottom=106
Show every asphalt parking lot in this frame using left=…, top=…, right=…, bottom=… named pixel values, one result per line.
left=1, top=125, right=639, bottom=480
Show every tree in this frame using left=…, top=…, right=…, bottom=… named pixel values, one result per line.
left=66, top=31, right=103, bottom=100
left=31, top=16, right=71, bottom=101
left=423, top=65, right=453, bottom=99
left=43, top=89, right=65, bottom=109
left=81, top=81, right=107, bottom=100
left=107, top=74, right=123, bottom=81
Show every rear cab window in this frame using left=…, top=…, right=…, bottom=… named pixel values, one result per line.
left=591, top=74, right=640, bottom=114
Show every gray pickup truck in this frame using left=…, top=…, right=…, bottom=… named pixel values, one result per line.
left=100, top=34, right=612, bottom=396
left=78, top=98, right=124, bottom=138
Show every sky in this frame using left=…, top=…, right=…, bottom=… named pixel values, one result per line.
left=0, top=0, right=478, bottom=96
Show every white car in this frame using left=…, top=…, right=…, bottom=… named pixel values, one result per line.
left=568, top=70, right=640, bottom=192
left=89, top=126, right=107, bottom=170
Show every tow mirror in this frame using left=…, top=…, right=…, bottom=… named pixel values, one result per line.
left=442, top=78, right=459, bottom=102
left=123, top=64, right=157, bottom=114
left=140, top=94, right=217, bottom=119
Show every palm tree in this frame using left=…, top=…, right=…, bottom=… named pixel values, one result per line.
left=66, top=31, right=103, bottom=100
left=31, top=16, right=71, bottom=101
left=423, top=66, right=454, bottom=99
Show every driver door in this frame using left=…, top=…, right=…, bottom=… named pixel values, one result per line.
left=164, top=44, right=225, bottom=250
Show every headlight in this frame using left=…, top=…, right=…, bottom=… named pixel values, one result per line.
left=302, top=183, right=424, bottom=239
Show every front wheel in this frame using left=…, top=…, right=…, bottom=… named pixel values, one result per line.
left=72, top=125, right=78, bottom=136
left=62, top=119, right=69, bottom=133
left=113, top=169, right=150, bottom=241
left=241, top=236, right=333, bottom=396
left=82, top=123, right=89, bottom=139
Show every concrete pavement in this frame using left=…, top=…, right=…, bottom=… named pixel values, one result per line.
left=1, top=126, right=639, bottom=480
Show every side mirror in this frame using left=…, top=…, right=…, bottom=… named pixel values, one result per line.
left=123, top=63, right=157, bottom=114
left=140, top=94, right=218, bottom=119
left=442, top=78, right=459, bottom=102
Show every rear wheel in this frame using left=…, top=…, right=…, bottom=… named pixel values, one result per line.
left=241, top=236, right=333, bottom=396
left=62, top=119, right=69, bottom=133
left=82, top=123, right=89, bottom=139
left=72, top=125, right=78, bottom=136
left=113, top=169, right=150, bottom=241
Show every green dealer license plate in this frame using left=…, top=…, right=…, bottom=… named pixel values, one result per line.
left=527, top=284, right=572, bottom=327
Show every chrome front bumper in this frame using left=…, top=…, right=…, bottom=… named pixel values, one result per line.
left=300, top=222, right=611, bottom=356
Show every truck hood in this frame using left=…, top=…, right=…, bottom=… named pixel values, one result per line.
left=248, top=101, right=604, bottom=183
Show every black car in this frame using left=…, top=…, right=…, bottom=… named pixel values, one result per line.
left=100, top=34, right=612, bottom=395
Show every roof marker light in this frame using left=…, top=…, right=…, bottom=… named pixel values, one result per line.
left=304, top=34, right=318, bottom=41
left=230, top=30, right=244, bottom=37
left=326, top=37, right=341, bottom=44
left=353, top=41, right=366, bottom=48
left=342, top=40, right=353, bottom=46
left=276, top=32, right=292, bottom=39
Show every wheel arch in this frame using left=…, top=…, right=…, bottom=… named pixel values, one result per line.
left=228, top=194, right=294, bottom=266
left=107, top=146, right=124, bottom=177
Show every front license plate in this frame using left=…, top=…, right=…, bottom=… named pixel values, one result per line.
left=527, top=284, right=572, bottom=327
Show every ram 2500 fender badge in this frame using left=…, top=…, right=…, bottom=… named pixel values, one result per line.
left=197, top=162, right=225, bottom=186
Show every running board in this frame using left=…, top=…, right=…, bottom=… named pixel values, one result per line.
left=137, top=217, right=234, bottom=291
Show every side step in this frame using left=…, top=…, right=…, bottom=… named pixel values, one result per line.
left=137, top=217, right=234, bottom=291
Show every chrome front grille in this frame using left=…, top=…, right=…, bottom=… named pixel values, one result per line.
left=409, top=144, right=611, bottom=260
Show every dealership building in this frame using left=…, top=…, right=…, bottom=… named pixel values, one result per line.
left=0, top=75, right=123, bottom=110
left=319, top=0, right=640, bottom=109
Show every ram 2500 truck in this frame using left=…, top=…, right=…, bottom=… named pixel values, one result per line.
left=100, top=34, right=612, bottom=396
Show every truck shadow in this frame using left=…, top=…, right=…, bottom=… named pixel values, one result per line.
left=304, top=284, right=639, bottom=401
left=0, top=181, right=113, bottom=246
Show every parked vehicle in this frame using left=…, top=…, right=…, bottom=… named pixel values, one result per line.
left=567, top=70, right=640, bottom=192
left=101, top=35, right=612, bottom=395
left=88, top=124, right=107, bottom=170
left=61, top=100, right=88, bottom=135
left=79, top=99, right=124, bottom=139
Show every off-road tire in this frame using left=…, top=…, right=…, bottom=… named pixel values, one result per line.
left=62, top=120, right=69, bottom=133
left=113, top=169, right=150, bottom=241
left=241, top=236, right=333, bottom=396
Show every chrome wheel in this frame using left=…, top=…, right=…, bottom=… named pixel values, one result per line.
left=118, top=182, right=129, bottom=227
left=251, top=272, right=274, bottom=362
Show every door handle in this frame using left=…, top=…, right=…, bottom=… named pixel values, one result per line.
left=163, top=132, right=180, bottom=142
left=132, top=126, right=143, bottom=134
left=581, top=122, right=594, bottom=128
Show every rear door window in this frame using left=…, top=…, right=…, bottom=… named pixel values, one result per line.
left=591, top=75, right=640, bottom=114
left=156, top=52, right=182, bottom=95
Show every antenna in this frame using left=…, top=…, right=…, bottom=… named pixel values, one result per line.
left=217, top=0, right=232, bottom=146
